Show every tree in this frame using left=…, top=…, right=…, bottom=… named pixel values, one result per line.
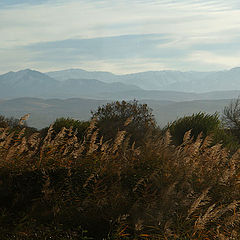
left=91, top=100, right=156, bottom=145
left=222, top=97, right=240, bottom=132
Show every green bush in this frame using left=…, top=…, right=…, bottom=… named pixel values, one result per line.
left=166, top=112, right=239, bottom=151
left=52, top=117, right=89, bottom=139
left=212, top=128, right=239, bottom=152
left=166, top=112, right=221, bottom=145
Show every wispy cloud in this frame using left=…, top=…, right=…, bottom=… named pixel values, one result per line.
left=25, top=34, right=171, bottom=60
left=1, top=0, right=240, bottom=73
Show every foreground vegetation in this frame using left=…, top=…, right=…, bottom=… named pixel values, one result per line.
left=1, top=100, right=240, bottom=239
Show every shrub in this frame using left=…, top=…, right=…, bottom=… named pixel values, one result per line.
left=91, top=100, right=156, bottom=146
left=212, top=128, right=239, bottom=152
left=166, top=112, right=239, bottom=151
left=51, top=117, right=89, bottom=139
left=0, top=115, right=20, bottom=128
left=0, top=114, right=37, bottom=137
left=166, top=112, right=222, bottom=145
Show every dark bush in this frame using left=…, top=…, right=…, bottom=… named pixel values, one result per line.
left=0, top=115, right=37, bottom=137
left=50, top=117, right=89, bottom=139
left=91, top=100, right=156, bottom=146
left=0, top=115, right=20, bottom=128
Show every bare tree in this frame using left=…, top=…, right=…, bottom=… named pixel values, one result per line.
left=222, top=97, right=240, bottom=131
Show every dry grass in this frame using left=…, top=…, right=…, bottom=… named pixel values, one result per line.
left=0, top=120, right=240, bottom=239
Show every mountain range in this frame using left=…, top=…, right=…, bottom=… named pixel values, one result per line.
left=47, top=67, right=240, bottom=92
left=1, top=68, right=240, bottom=100
left=0, top=69, right=139, bottom=99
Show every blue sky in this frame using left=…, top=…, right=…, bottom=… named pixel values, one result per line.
left=1, top=0, right=240, bottom=74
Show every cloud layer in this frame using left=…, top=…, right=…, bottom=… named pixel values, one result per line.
left=1, top=0, right=240, bottom=73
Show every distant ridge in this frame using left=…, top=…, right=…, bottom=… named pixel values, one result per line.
left=1, top=68, right=240, bottom=99
left=47, top=67, right=240, bottom=92
left=0, top=69, right=140, bottom=99
left=0, top=69, right=58, bottom=98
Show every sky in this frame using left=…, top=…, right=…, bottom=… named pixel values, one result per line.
left=1, top=0, right=240, bottom=74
